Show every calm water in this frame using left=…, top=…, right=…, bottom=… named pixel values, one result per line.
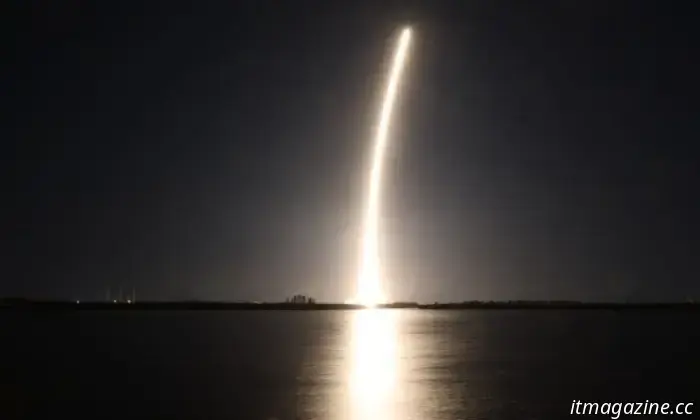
left=1, top=309, right=698, bottom=419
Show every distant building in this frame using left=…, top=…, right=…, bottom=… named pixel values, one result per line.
left=287, top=294, right=316, bottom=304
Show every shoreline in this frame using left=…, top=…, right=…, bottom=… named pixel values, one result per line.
left=1, top=301, right=699, bottom=311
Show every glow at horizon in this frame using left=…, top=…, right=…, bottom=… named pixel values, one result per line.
left=355, top=27, right=412, bottom=306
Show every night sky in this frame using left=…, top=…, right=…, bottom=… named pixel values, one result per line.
left=5, top=1, right=699, bottom=302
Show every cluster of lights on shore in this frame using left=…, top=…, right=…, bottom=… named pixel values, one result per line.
left=351, top=27, right=412, bottom=307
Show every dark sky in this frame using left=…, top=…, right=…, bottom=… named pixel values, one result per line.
left=5, top=1, right=699, bottom=302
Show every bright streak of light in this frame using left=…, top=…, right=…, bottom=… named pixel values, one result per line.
left=356, top=27, right=412, bottom=306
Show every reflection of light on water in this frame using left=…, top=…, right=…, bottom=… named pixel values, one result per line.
left=348, top=309, right=399, bottom=420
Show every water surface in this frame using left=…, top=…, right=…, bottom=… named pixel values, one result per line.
left=1, top=309, right=698, bottom=419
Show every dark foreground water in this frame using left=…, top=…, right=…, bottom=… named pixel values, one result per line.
left=1, top=310, right=698, bottom=419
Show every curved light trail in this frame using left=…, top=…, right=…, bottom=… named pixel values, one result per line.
left=355, top=27, right=412, bottom=306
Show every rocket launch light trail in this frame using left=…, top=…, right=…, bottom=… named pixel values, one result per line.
left=355, top=27, right=412, bottom=306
